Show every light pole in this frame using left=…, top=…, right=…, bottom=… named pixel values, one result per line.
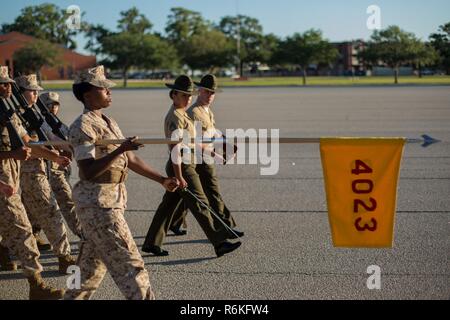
left=236, top=0, right=241, bottom=78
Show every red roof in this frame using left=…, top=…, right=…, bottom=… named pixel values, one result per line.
left=0, top=31, right=96, bottom=80
left=0, top=31, right=37, bottom=43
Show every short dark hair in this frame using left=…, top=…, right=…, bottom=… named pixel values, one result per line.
left=73, top=82, right=95, bottom=103
left=169, top=89, right=176, bottom=99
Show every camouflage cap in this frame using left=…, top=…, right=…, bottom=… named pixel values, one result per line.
left=0, top=66, right=15, bottom=84
left=14, top=74, right=44, bottom=91
left=40, top=92, right=60, bottom=107
left=74, top=65, right=116, bottom=89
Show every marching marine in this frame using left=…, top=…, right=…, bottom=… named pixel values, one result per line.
left=64, top=65, right=178, bottom=300
left=15, top=75, right=76, bottom=274
left=0, top=66, right=65, bottom=299
left=170, top=74, right=244, bottom=237
left=40, top=91, right=83, bottom=238
left=142, top=75, right=241, bottom=257
left=0, top=180, right=18, bottom=271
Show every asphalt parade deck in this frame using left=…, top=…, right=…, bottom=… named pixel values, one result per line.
left=1, top=86, right=448, bottom=300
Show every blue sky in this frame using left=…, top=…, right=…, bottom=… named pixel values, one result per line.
left=1, top=0, right=449, bottom=53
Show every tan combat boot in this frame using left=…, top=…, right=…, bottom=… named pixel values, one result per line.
left=58, top=255, right=77, bottom=274
left=34, top=232, right=52, bottom=252
left=0, top=244, right=18, bottom=271
left=28, top=273, right=65, bottom=300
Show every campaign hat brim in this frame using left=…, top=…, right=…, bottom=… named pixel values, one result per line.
left=165, top=84, right=198, bottom=95
left=194, top=82, right=222, bottom=93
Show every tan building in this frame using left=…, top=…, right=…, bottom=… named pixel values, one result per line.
left=0, top=31, right=96, bottom=80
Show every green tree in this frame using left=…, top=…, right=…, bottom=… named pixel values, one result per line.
left=165, top=7, right=207, bottom=43
left=429, top=22, right=450, bottom=75
left=1, top=3, right=82, bottom=49
left=362, top=26, right=426, bottom=84
left=101, top=33, right=178, bottom=87
left=13, top=40, right=61, bottom=81
left=219, top=15, right=272, bottom=77
left=84, top=24, right=113, bottom=55
left=165, top=7, right=210, bottom=68
left=184, top=29, right=235, bottom=73
left=100, top=33, right=142, bottom=87
left=87, top=8, right=178, bottom=87
left=140, top=35, right=179, bottom=72
left=413, top=44, right=439, bottom=78
left=358, top=44, right=379, bottom=71
left=264, top=34, right=282, bottom=66
left=117, top=7, right=153, bottom=34
left=276, top=29, right=338, bottom=85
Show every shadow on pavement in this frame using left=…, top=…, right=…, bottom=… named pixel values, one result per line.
left=145, top=257, right=216, bottom=266
left=0, top=269, right=62, bottom=281
left=164, top=239, right=209, bottom=246
left=133, top=236, right=209, bottom=246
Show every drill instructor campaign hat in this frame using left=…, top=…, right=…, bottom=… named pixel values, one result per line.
left=165, top=75, right=198, bottom=95
left=194, top=74, right=222, bottom=93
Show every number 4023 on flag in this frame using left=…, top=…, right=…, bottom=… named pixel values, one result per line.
left=320, top=138, right=406, bottom=248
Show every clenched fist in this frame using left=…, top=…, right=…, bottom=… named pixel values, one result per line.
left=10, top=147, right=32, bottom=161
left=162, top=177, right=180, bottom=192
left=55, top=156, right=71, bottom=168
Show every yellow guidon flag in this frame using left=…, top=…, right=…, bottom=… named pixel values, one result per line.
left=320, top=138, right=406, bottom=248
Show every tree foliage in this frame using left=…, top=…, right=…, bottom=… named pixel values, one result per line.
left=85, top=7, right=179, bottom=87
left=165, top=7, right=208, bottom=44
left=275, top=29, right=338, bottom=85
left=2, top=3, right=82, bottom=49
left=183, top=29, right=235, bottom=72
left=218, top=15, right=273, bottom=76
left=13, top=40, right=61, bottom=80
left=361, top=26, right=438, bottom=83
left=429, top=22, right=450, bottom=75
left=117, top=7, right=153, bottom=34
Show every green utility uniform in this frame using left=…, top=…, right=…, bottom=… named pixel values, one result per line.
left=170, top=102, right=236, bottom=231
left=143, top=105, right=230, bottom=249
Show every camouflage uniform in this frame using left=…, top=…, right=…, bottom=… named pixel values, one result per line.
left=0, top=98, right=42, bottom=277
left=15, top=76, right=71, bottom=258
left=49, top=151, right=82, bottom=237
left=0, top=67, right=65, bottom=300
left=64, top=66, right=154, bottom=300
left=41, top=92, right=82, bottom=237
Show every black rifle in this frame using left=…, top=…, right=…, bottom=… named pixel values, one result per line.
left=6, top=96, right=30, bottom=130
left=0, top=98, right=26, bottom=149
left=36, top=96, right=66, bottom=140
left=10, top=83, right=49, bottom=142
